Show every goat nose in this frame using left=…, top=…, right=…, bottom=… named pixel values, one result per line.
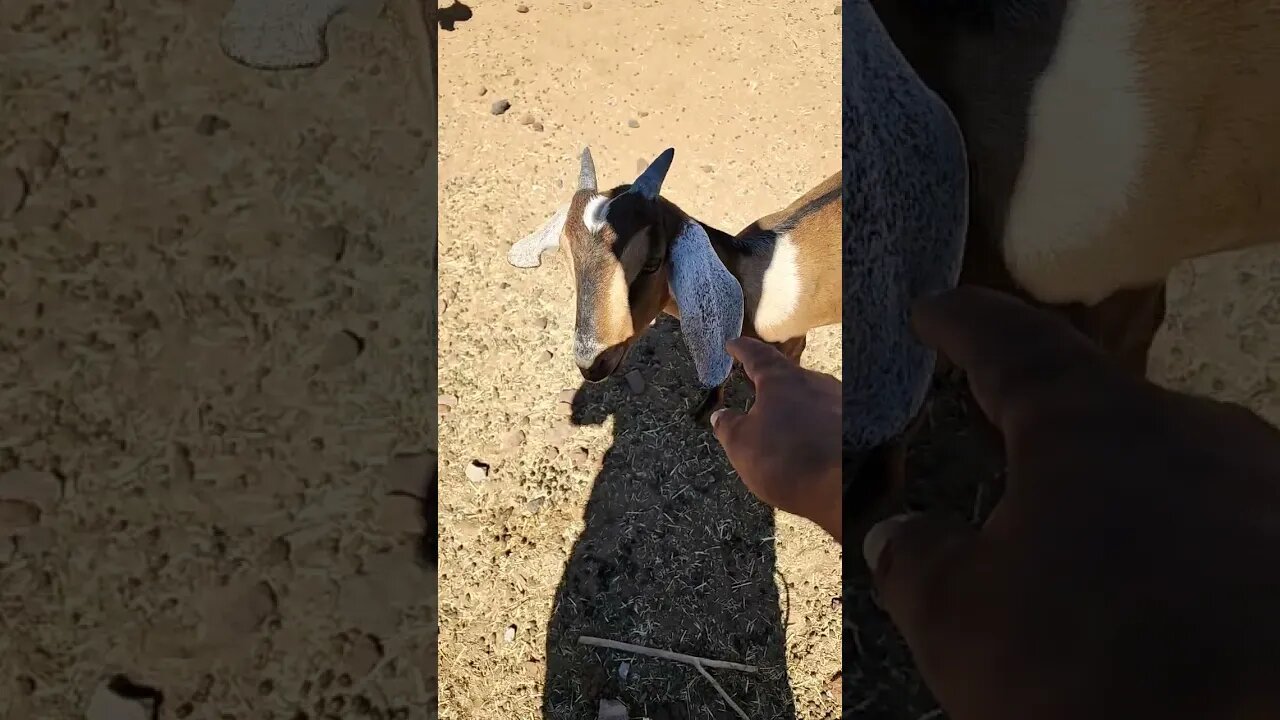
left=577, top=344, right=626, bottom=383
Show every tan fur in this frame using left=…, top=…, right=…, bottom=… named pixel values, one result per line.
left=1093, top=1, right=1280, bottom=290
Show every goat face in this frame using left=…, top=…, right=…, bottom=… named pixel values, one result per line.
left=510, top=148, right=680, bottom=382
left=510, top=148, right=743, bottom=389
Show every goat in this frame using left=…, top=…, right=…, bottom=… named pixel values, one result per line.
left=507, top=148, right=842, bottom=422
left=849, top=0, right=1280, bottom=534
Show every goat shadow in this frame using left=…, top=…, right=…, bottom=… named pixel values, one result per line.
left=438, top=1, right=473, bottom=31
left=542, top=316, right=798, bottom=719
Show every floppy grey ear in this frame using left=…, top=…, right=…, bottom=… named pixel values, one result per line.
left=508, top=203, right=570, bottom=268
left=668, top=221, right=744, bottom=388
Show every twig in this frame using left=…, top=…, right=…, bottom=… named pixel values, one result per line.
left=693, top=661, right=749, bottom=720
left=578, top=636, right=757, bottom=673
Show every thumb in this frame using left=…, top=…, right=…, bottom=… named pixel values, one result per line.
left=863, top=512, right=977, bottom=641
left=710, top=407, right=747, bottom=455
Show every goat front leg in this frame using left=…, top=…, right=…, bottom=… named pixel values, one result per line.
left=690, top=383, right=727, bottom=424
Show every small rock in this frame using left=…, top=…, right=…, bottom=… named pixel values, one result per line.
left=85, top=678, right=155, bottom=720
left=569, top=447, right=590, bottom=467
left=618, top=661, right=630, bottom=681
left=834, top=3, right=841, bottom=13
left=700, top=164, right=714, bottom=173
left=598, top=698, right=628, bottom=720
left=627, top=118, right=640, bottom=128
left=538, top=350, right=554, bottom=363
left=478, top=86, right=488, bottom=96
left=206, top=580, right=277, bottom=636
left=516, top=4, right=529, bottom=12
left=548, top=422, right=573, bottom=445
left=0, top=167, right=25, bottom=219
left=638, top=110, right=649, bottom=117
left=384, top=452, right=434, bottom=497
left=464, top=460, right=489, bottom=484
left=6, top=138, right=58, bottom=184
left=0, top=468, right=63, bottom=511
left=532, top=316, right=549, bottom=329
left=624, top=369, right=645, bottom=394
left=521, top=114, right=536, bottom=125
left=490, top=99, right=512, bottom=116
left=195, top=114, right=231, bottom=136
left=0, top=500, right=40, bottom=534
left=439, top=394, right=459, bottom=409
left=557, top=388, right=576, bottom=404
left=345, top=633, right=384, bottom=676
left=262, top=537, right=291, bottom=565
left=309, top=224, right=347, bottom=261
left=532, top=122, right=545, bottom=132
left=377, top=494, right=423, bottom=534
left=582, top=1, right=592, bottom=7
left=503, top=624, right=517, bottom=643
left=500, top=429, right=526, bottom=452
left=318, top=330, right=364, bottom=369
left=525, top=496, right=546, bottom=514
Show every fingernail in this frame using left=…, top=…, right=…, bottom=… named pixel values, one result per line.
left=710, top=408, right=727, bottom=429
left=862, top=513, right=916, bottom=573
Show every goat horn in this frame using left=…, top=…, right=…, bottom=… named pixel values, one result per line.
left=630, top=147, right=675, bottom=199
left=578, top=147, right=598, bottom=192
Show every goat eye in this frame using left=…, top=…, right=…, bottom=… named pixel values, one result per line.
left=640, top=258, right=662, bottom=274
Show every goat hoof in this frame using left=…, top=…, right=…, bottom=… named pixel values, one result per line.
left=690, top=387, right=725, bottom=424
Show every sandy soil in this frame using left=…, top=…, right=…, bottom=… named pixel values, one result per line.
left=1, top=2, right=437, bottom=718
left=436, top=1, right=841, bottom=718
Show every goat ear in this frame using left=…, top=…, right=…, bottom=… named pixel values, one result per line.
left=508, top=202, right=569, bottom=268
left=668, top=221, right=743, bottom=388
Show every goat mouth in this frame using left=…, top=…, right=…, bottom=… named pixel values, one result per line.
left=578, top=345, right=629, bottom=382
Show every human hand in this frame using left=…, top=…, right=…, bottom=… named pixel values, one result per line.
left=711, top=337, right=842, bottom=543
left=865, top=287, right=1280, bottom=720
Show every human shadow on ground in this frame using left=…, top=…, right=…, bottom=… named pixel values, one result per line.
left=542, top=317, right=798, bottom=719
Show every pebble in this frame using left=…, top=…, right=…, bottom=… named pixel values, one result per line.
left=500, top=429, right=526, bottom=452
left=345, top=633, right=384, bottom=676
left=0, top=500, right=40, bottom=534
left=478, top=86, right=488, bottom=96
left=195, top=113, right=231, bottom=136
left=538, top=350, right=554, bottom=363
left=598, top=698, right=628, bottom=720
left=569, top=447, right=590, bottom=467
left=525, top=496, right=546, bottom=514
left=206, top=579, right=277, bottom=636
left=0, top=468, right=63, bottom=512
left=532, top=121, right=545, bottom=132
left=557, top=388, right=576, bottom=404
left=627, top=118, right=640, bottom=128
left=318, top=330, right=364, bottom=369
left=533, top=316, right=549, bottom=329
left=503, top=624, right=517, bottom=643
left=521, top=114, right=536, bottom=125
left=834, top=3, right=841, bottom=13
left=548, top=422, right=573, bottom=445
left=624, top=370, right=645, bottom=394
left=464, top=460, right=489, bottom=484
left=8, top=138, right=58, bottom=184
left=582, top=1, right=592, bottom=7
left=0, top=168, right=27, bottom=219
left=377, top=494, right=423, bottom=534
left=516, top=4, right=529, bottom=12
left=385, top=452, right=435, bottom=497
left=85, top=680, right=153, bottom=720
left=490, top=99, right=512, bottom=115
left=309, top=224, right=347, bottom=261
left=618, top=661, right=630, bottom=681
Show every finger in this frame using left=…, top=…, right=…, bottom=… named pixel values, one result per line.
left=710, top=407, right=747, bottom=456
left=863, top=512, right=977, bottom=651
left=725, top=337, right=791, bottom=382
left=910, top=287, right=1113, bottom=430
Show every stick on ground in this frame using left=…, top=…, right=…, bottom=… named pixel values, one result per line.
left=578, top=635, right=758, bottom=673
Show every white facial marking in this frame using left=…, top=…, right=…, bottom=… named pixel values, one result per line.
left=753, top=233, right=803, bottom=342
left=582, top=195, right=609, bottom=234
left=1002, top=0, right=1149, bottom=305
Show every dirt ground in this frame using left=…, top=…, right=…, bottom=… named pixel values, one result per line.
left=1, top=2, right=437, bottom=718
left=436, top=1, right=841, bottom=718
